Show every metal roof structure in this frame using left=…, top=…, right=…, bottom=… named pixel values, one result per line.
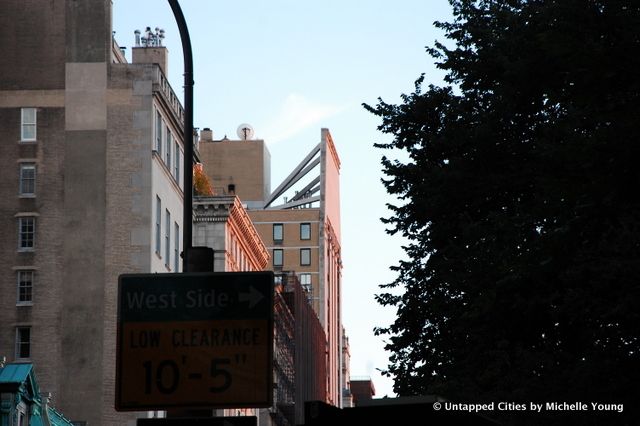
left=0, top=362, right=74, bottom=426
left=0, top=362, right=33, bottom=385
left=0, top=362, right=37, bottom=394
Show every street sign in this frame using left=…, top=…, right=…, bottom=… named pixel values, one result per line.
left=115, top=272, right=274, bottom=411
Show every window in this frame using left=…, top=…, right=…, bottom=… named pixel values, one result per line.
left=21, top=108, right=37, bottom=141
left=165, top=127, right=172, bottom=169
left=18, top=217, right=35, bottom=250
left=174, top=141, right=181, bottom=182
left=174, top=222, right=180, bottom=272
left=17, top=270, right=34, bottom=304
left=273, top=223, right=283, bottom=242
left=300, top=223, right=311, bottom=240
left=165, top=209, right=171, bottom=268
left=15, top=327, right=31, bottom=359
left=299, top=273, right=311, bottom=291
left=19, top=164, right=36, bottom=196
left=155, top=110, right=163, bottom=154
left=300, top=248, right=311, bottom=266
left=273, top=249, right=283, bottom=267
left=16, top=402, right=28, bottom=426
left=155, top=196, right=162, bottom=255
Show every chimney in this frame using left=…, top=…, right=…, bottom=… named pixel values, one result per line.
left=132, top=27, right=169, bottom=75
left=200, top=128, right=213, bottom=142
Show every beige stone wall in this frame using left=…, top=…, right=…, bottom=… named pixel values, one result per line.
left=0, top=2, right=184, bottom=424
left=198, top=139, right=271, bottom=205
left=103, top=64, right=159, bottom=426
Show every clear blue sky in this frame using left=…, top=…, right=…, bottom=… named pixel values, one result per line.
left=113, top=0, right=452, bottom=398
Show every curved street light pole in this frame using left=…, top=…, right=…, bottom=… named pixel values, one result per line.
left=167, top=0, right=194, bottom=271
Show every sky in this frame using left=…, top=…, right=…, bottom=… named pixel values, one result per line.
left=113, top=0, right=453, bottom=399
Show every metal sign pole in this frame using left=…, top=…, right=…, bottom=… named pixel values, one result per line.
left=167, top=0, right=194, bottom=271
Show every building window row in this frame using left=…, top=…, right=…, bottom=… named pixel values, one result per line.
left=155, top=107, right=183, bottom=186
left=272, top=247, right=313, bottom=267
left=15, top=110, right=38, bottom=309
left=272, top=222, right=312, bottom=243
left=18, top=109, right=39, bottom=197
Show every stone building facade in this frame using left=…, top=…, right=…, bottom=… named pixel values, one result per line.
left=0, top=1, right=184, bottom=424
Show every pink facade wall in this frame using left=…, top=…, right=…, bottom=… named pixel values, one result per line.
left=320, top=128, right=343, bottom=406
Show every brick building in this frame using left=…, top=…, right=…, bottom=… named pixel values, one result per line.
left=198, top=128, right=346, bottom=408
left=0, top=1, right=185, bottom=424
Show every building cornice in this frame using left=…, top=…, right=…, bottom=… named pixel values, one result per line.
left=192, top=195, right=235, bottom=222
left=192, top=196, right=269, bottom=270
left=229, top=197, right=270, bottom=270
left=151, top=66, right=185, bottom=137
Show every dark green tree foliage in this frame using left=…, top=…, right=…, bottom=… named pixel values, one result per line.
left=366, top=0, right=640, bottom=421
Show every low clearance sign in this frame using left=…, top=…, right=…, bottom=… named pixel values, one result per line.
left=115, top=272, right=274, bottom=411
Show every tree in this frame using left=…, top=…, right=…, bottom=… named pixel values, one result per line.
left=366, top=1, right=640, bottom=423
left=193, top=162, right=214, bottom=196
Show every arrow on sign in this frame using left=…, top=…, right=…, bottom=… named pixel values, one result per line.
left=238, top=286, right=264, bottom=309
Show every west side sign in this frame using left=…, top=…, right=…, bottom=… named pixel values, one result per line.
left=115, top=272, right=274, bottom=411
